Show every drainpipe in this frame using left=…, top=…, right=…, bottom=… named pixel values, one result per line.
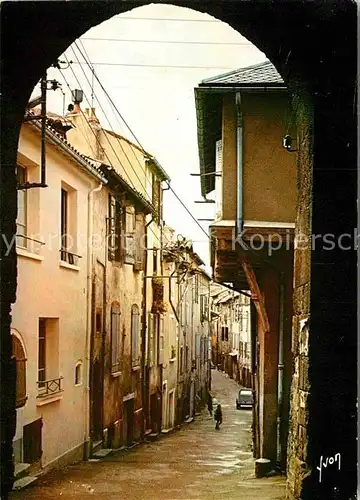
left=235, top=92, right=243, bottom=238
left=277, top=272, right=285, bottom=465
left=84, top=181, right=103, bottom=458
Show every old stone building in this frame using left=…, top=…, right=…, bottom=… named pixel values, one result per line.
left=195, top=61, right=296, bottom=470
left=11, top=108, right=107, bottom=480
left=210, top=284, right=252, bottom=386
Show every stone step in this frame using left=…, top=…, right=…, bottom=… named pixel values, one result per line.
left=13, top=475, right=37, bottom=491
left=92, top=448, right=113, bottom=458
left=14, top=462, right=31, bottom=479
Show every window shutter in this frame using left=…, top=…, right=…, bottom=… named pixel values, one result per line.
left=124, top=235, right=136, bottom=264
left=111, top=304, right=121, bottom=373
left=158, top=314, right=164, bottom=365
left=195, top=333, right=200, bottom=358
left=148, top=312, right=154, bottom=366
left=12, top=335, right=27, bottom=408
left=134, top=213, right=144, bottom=271
left=108, top=195, right=116, bottom=260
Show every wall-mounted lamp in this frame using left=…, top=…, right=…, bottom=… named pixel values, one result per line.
left=282, top=134, right=298, bottom=152
left=71, top=89, right=84, bottom=104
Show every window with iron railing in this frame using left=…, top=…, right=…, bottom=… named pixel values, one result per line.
left=37, top=318, right=60, bottom=396
left=37, top=376, right=63, bottom=398
left=60, top=183, right=79, bottom=265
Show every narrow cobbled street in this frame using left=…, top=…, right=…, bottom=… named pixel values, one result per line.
left=11, top=370, right=286, bottom=500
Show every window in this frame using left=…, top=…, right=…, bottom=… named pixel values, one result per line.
left=158, top=314, right=164, bottom=365
left=153, top=249, right=158, bottom=274
left=131, top=305, right=140, bottom=368
left=221, top=326, right=229, bottom=342
left=194, top=274, right=199, bottom=304
left=179, top=345, right=184, bottom=374
left=108, top=195, right=122, bottom=261
left=38, top=319, right=46, bottom=386
left=16, top=165, right=27, bottom=248
left=200, top=294, right=209, bottom=322
left=75, top=362, right=82, bottom=385
left=148, top=313, right=157, bottom=366
left=37, top=318, right=61, bottom=398
left=12, top=333, right=27, bottom=408
left=134, top=213, right=144, bottom=271
left=60, top=184, right=78, bottom=264
left=124, top=205, right=136, bottom=264
left=111, top=303, right=121, bottom=373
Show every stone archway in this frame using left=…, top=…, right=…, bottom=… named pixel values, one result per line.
left=0, top=2, right=357, bottom=499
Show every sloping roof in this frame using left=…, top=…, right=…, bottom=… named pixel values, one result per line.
left=104, top=128, right=170, bottom=182
left=200, top=60, right=284, bottom=87
left=195, top=60, right=287, bottom=196
left=24, top=110, right=107, bottom=183
left=90, top=159, right=153, bottom=214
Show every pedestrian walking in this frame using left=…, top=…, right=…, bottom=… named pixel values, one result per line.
left=207, top=391, right=213, bottom=416
left=214, top=404, right=223, bottom=430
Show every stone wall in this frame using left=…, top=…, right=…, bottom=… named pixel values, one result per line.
left=286, top=93, right=313, bottom=498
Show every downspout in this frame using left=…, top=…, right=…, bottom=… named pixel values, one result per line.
left=142, top=216, right=153, bottom=434
left=277, top=272, right=285, bottom=465
left=235, top=92, right=243, bottom=238
left=84, top=181, right=103, bottom=458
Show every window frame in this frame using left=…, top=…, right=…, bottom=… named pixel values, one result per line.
left=110, top=303, right=121, bottom=374
left=131, top=304, right=140, bottom=368
left=16, top=165, right=28, bottom=249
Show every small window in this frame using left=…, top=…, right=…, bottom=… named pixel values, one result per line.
left=108, top=195, right=122, bottom=261
left=75, top=362, right=82, bottom=386
left=131, top=304, right=140, bottom=368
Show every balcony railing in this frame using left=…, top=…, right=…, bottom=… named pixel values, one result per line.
left=60, top=249, right=82, bottom=266
left=37, top=376, right=63, bottom=398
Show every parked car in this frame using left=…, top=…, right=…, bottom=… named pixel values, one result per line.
left=236, top=389, right=253, bottom=409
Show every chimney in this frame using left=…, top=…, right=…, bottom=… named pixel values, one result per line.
left=85, top=107, right=99, bottom=124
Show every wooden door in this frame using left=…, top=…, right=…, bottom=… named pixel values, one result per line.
left=23, top=418, right=42, bottom=464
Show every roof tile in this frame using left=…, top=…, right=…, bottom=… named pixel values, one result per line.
left=200, top=60, right=284, bottom=86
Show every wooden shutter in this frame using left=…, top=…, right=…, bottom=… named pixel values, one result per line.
left=108, top=195, right=116, bottom=260
left=12, top=335, right=27, bottom=408
left=124, top=206, right=136, bottom=264
left=158, top=315, right=164, bottom=365
left=148, top=312, right=154, bottom=366
left=23, top=418, right=42, bottom=464
left=111, top=304, right=121, bottom=372
left=134, top=213, right=144, bottom=271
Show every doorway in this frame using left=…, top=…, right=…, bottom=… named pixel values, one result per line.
left=123, top=399, right=134, bottom=447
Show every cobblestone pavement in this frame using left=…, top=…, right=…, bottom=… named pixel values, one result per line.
left=11, top=369, right=286, bottom=500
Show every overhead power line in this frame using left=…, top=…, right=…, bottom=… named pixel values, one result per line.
left=82, top=37, right=252, bottom=46
left=70, top=61, right=237, bottom=70
left=71, top=40, right=214, bottom=248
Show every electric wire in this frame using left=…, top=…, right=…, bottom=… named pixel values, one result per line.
left=73, top=40, right=213, bottom=245
left=69, top=46, right=155, bottom=200
left=70, top=44, right=172, bottom=250
left=76, top=40, right=154, bottom=187
left=59, top=59, right=167, bottom=248
left=82, top=37, right=252, bottom=46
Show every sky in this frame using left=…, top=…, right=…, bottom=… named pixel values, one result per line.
left=33, top=4, right=267, bottom=270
